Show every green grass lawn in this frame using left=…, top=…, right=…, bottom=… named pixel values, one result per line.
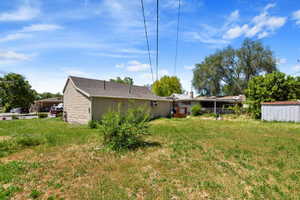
left=0, top=117, right=300, bottom=199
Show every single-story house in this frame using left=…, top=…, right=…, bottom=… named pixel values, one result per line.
left=171, top=93, right=245, bottom=116
left=29, top=97, right=63, bottom=112
left=261, top=101, right=300, bottom=122
left=63, top=76, right=172, bottom=124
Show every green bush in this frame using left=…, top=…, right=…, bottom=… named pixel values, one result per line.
left=11, top=115, right=19, bottom=120
left=38, top=113, right=48, bottom=119
left=229, top=104, right=243, bottom=115
left=88, top=120, right=98, bottom=129
left=191, top=104, right=202, bottom=116
left=15, top=134, right=45, bottom=147
left=0, top=134, right=45, bottom=157
left=99, top=106, right=150, bottom=151
left=0, top=140, right=17, bottom=157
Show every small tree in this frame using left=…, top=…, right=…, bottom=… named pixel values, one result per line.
left=245, top=72, right=300, bottom=119
left=100, top=106, right=150, bottom=151
left=152, top=76, right=183, bottom=97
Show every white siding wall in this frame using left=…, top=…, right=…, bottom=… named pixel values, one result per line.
left=63, top=81, right=91, bottom=124
left=262, top=105, right=300, bottom=122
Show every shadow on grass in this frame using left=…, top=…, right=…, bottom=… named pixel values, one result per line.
left=129, top=140, right=161, bottom=150
left=103, top=140, right=162, bottom=152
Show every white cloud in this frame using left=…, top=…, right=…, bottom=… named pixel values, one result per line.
left=228, top=10, right=240, bottom=22
left=118, top=48, right=149, bottom=54
left=223, top=24, right=249, bottom=39
left=264, top=3, right=276, bottom=11
left=223, top=3, right=286, bottom=40
left=126, top=60, right=150, bottom=72
left=89, top=52, right=137, bottom=58
left=292, top=10, right=300, bottom=25
left=0, top=33, right=31, bottom=43
left=276, top=58, right=287, bottom=65
left=292, top=65, right=300, bottom=72
left=0, top=5, right=40, bottom=21
left=0, top=24, right=61, bottom=43
left=0, top=50, right=30, bottom=61
left=162, top=0, right=185, bottom=9
left=115, top=64, right=124, bottom=69
left=88, top=47, right=150, bottom=59
left=184, top=65, right=194, bottom=70
left=187, top=31, right=229, bottom=45
left=21, top=24, right=63, bottom=32
left=62, top=68, right=93, bottom=77
left=185, top=10, right=239, bottom=46
left=139, top=69, right=169, bottom=83
left=100, top=0, right=141, bottom=29
left=0, top=50, right=31, bottom=65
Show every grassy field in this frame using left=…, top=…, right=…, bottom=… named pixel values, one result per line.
left=0, top=117, right=300, bottom=199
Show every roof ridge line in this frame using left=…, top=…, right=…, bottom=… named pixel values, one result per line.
left=69, top=76, right=149, bottom=89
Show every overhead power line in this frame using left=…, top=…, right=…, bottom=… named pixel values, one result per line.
left=174, top=0, right=181, bottom=76
left=140, top=0, right=154, bottom=82
left=156, top=0, right=159, bottom=81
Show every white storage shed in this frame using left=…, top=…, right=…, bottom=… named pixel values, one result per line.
left=261, top=101, right=300, bottom=122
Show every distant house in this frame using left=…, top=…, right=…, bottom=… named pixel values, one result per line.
left=63, top=76, right=172, bottom=124
left=171, top=93, right=245, bottom=116
left=30, top=97, right=63, bottom=112
left=262, top=101, right=300, bottom=122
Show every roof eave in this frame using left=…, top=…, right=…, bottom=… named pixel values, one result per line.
left=91, top=95, right=171, bottom=102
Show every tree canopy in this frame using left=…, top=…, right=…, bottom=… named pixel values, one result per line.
left=245, top=72, right=300, bottom=119
left=0, top=73, right=36, bottom=112
left=36, top=92, right=62, bottom=100
left=193, top=39, right=277, bottom=96
left=152, top=76, right=183, bottom=97
left=110, top=77, right=134, bottom=85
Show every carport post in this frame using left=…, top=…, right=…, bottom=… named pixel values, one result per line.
left=214, top=99, right=217, bottom=114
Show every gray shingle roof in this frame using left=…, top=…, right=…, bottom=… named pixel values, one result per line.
left=68, top=76, right=169, bottom=101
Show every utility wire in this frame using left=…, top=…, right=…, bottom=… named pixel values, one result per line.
left=156, top=0, right=159, bottom=81
left=174, top=0, right=181, bottom=76
left=140, top=0, right=154, bottom=82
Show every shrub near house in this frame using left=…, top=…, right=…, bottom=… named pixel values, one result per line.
left=99, top=106, right=150, bottom=151
left=191, top=104, right=202, bottom=116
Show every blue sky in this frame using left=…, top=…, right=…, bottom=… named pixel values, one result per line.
left=0, top=0, right=299, bottom=93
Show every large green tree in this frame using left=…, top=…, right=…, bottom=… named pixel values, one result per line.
left=152, top=76, right=183, bottom=97
left=110, top=77, right=134, bottom=85
left=0, top=73, right=36, bottom=112
left=193, top=39, right=277, bottom=96
left=245, top=72, right=300, bottom=119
